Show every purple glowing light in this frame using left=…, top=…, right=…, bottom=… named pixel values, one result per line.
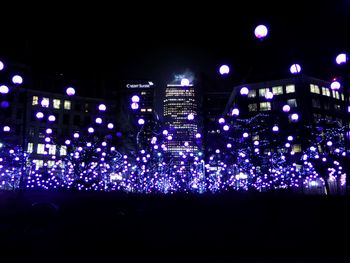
left=0, top=101, right=9, bottom=108
left=131, top=95, right=140, bottom=103
left=330, top=80, right=341, bottom=90
left=254, top=24, right=268, bottom=39
left=290, top=64, right=301, bottom=74
left=231, top=108, right=240, bottom=116
left=283, top=104, right=291, bottom=112
left=66, top=87, right=76, bottom=96
left=131, top=102, right=139, bottom=110
left=336, top=53, right=348, bottom=65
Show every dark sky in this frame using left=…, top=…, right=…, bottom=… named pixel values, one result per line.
left=1, top=1, right=350, bottom=95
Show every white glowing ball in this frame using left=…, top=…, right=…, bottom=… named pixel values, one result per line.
left=265, top=91, right=274, bottom=99
left=254, top=24, right=268, bottom=39
left=219, top=65, right=230, bottom=75
left=231, top=108, right=240, bottom=116
left=282, top=105, right=291, bottom=112
left=65, top=140, right=71, bottom=145
left=46, top=128, right=52, bottom=134
left=3, top=126, right=10, bottom=132
left=131, top=95, right=140, bottom=103
left=0, top=85, right=9, bottom=94
left=12, top=75, right=23, bottom=84
left=218, top=118, right=225, bottom=124
left=272, top=125, right=279, bottom=132
left=95, top=117, right=102, bottom=124
left=181, top=78, right=190, bottom=86
left=73, top=133, right=79, bottom=139
left=290, top=64, right=301, bottom=74
left=291, top=113, right=299, bottom=121
left=240, top=87, right=249, bottom=95
left=138, top=118, right=145, bottom=125
left=223, top=125, right=229, bottom=131
left=187, top=113, right=194, bottom=120
left=336, top=53, right=348, bottom=65
left=243, top=132, right=249, bottom=138
left=98, top=104, right=106, bottom=111
left=88, top=127, right=94, bottom=133
left=195, top=133, right=201, bottom=138
left=36, top=112, right=44, bottom=119
left=0, top=61, right=4, bottom=71
left=330, top=80, right=341, bottom=90
left=107, top=123, right=114, bottom=129
left=227, top=143, right=232, bottom=148
left=66, top=87, right=75, bottom=96
left=48, top=115, right=56, bottom=122
left=162, top=130, right=168, bottom=136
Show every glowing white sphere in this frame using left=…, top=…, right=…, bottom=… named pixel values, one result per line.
left=12, top=75, right=23, bottom=85
left=36, top=112, right=44, bottom=119
left=290, top=64, right=301, bottom=74
left=240, top=87, right=249, bottom=95
left=272, top=125, right=279, bottom=132
left=48, top=115, right=56, bottom=122
left=187, top=113, right=194, bottom=120
left=131, top=95, right=140, bottom=103
left=95, top=117, right=103, bottom=124
left=162, top=130, right=168, bottom=136
left=88, top=127, right=94, bottom=133
left=3, top=126, right=10, bottom=132
left=330, top=80, right=341, bottom=90
left=219, top=65, right=230, bottom=75
left=181, top=78, right=190, bottom=86
left=98, top=104, right=106, bottom=111
left=41, top=99, right=49, bottom=107
left=65, top=139, right=71, bottom=145
left=107, top=123, right=114, bottom=129
left=73, top=133, right=79, bottom=138
left=184, top=142, right=189, bottom=147
left=66, top=87, right=75, bottom=96
left=218, top=117, right=225, bottom=124
left=231, top=108, right=240, bottom=116
left=223, top=125, right=229, bottom=131
left=46, top=128, right=52, bottom=134
left=195, top=133, right=201, bottom=138
left=138, top=118, right=145, bottom=125
left=254, top=24, right=268, bottom=39
left=287, top=136, right=294, bottom=141
left=0, top=85, right=9, bottom=94
left=282, top=105, right=291, bottom=112
left=291, top=113, right=299, bottom=121
left=327, top=141, right=333, bottom=147
left=227, top=143, right=232, bottom=148
left=131, top=102, right=139, bottom=110
left=167, top=135, right=173, bottom=140
left=265, top=91, right=274, bottom=99
left=336, top=53, right=348, bottom=65
left=0, top=61, right=4, bottom=71
left=243, top=132, right=249, bottom=138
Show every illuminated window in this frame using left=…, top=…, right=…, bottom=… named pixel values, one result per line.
left=33, top=160, right=44, bottom=169
left=53, top=99, right=61, bottom=109
left=287, top=99, right=297, bottom=108
left=60, top=145, right=67, bottom=156
left=332, top=90, right=340, bottom=100
left=248, top=103, right=257, bottom=112
left=47, top=161, right=55, bottom=168
left=272, top=86, right=283, bottom=95
left=341, top=93, right=345, bottom=101
left=41, top=97, right=49, bottom=108
left=259, top=102, right=271, bottom=111
left=27, top=143, right=33, bottom=153
left=248, top=90, right=256, bottom=98
left=47, top=144, right=56, bottom=155
left=141, top=109, right=146, bottom=112
left=32, top=96, right=38, bottom=106
left=286, top=84, right=295, bottom=93
left=37, top=143, right=46, bottom=154
left=310, top=84, right=320, bottom=94
left=292, top=144, right=302, bottom=153
left=259, top=88, right=269, bottom=97
left=322, top=87, right=331, bottom=97
left=64, top=100, right=71, bottom=110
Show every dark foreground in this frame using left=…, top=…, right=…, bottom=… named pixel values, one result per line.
left=0, top=190, right=349, bottom=263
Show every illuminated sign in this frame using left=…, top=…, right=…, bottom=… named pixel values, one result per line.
left=126, top=82, right=154, bottom=89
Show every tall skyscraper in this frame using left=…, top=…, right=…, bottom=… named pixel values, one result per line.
left=163, top=82, right=202, bottom=163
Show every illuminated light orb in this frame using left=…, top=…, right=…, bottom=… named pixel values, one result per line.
left=240, top=87, right=249, bottom=95
left=36, top=112, right=44, bottom=119
left=219, top=64, right=230, bottom=75
left=0, top=101, right=9, bottom=108
left=0, top=85, right=9, bottom=94
left=227, top=143, right=232, bottom=148
left=116, top=132, right=122, bottom=137
left=184, top=142, right=189, bottom=147
left=138, top=118, right=145, bottom=125
left=218, top=117, right=225, bottom=124
left=95, top=117, right=103, bottom=124
left=73, top=133, right=79, bottom=139
left=215, top=149, right=220, bottom=154
left=66, top=87, right=75, bottom=96
left=290, top=64, right=301, bottom=74
left=195, top=133, right=201, bottom=138
left=12, top=75, right=23, bottom=85
left=131, top=102, right=139, bottom=110
left=187, top=113, right=194, bottom=120
left=0, top=61, right=4, bottom=71
left=254, top=141, right=259, bottom=146
left=231, top=108, right=240, bottom=116
left=291, top=113, right=299, bottom=121
left=272, top=125, right=279, bottom=132
left=88, top=127, right=94, bottom=133
left=45, top=137, right=51, bottom=143
left=41, top=99, right=49, bottom=107
left=254, top=24, right=268, bottom=39
left=287, top=136, right=294, bottom=141
left=107, top=123, right=114, bottom=129
left=98, top=104, right=106, bottom=111
left=48, top=115, right=56, bottom=122
left=330, top=80, right=341, bottom=90
left=336, top=53, right=348, bottom=65
left=283, top=104, right=291, bottom=112
left=46, top=128, right=52, bottom=134
left=162, top=130, right=168, bottom=136
left=65, top=140, right=71, bottom=145
left=243, top=132, right=249, bottom=138
left=181, top=78, right=190, bottom=86
left=265, top=91, right=274, bottom=99
left=223, top=125, right=229, bottom=131
left=131, top=95, right=140, bottom=103
left=151, top=137, right=157, bottom=144
left=167, top=135, right=173, bottom=140
left=3, top=126, right=10, bottom=132
left=327, top=141, right=333, bottom=147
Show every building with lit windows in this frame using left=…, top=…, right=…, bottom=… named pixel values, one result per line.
left=224, top=75, right=350, bottom=154
left=163, top=83, right=203, bottom=163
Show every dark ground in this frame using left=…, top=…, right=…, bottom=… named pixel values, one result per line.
left=0, top=189, right=349, bottom=263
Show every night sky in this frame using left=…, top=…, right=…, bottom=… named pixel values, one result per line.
left=1, top=1, right=350, bottom=95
